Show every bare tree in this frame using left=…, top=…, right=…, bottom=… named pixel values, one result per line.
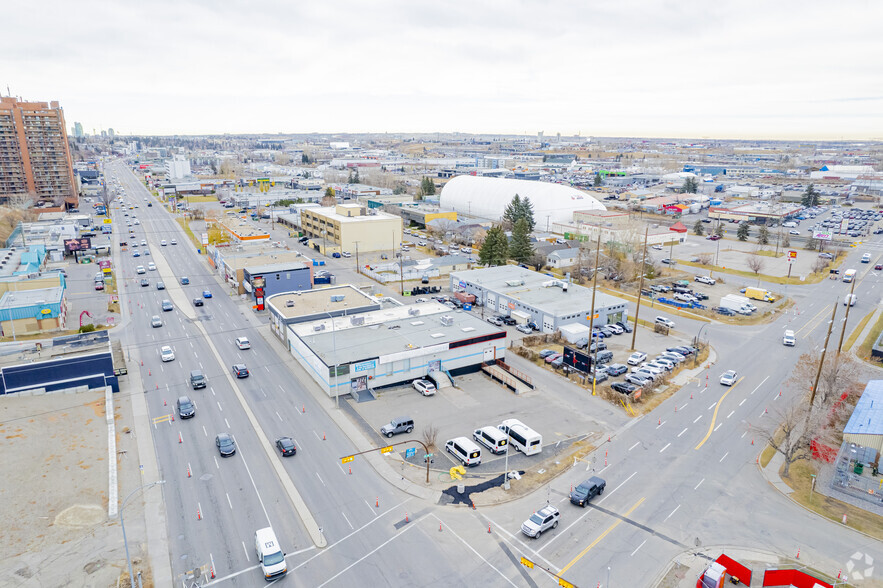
left=746, top=251, right=765, bottom=275
left=697, top=252, right=713, bottom=266
left=421, top=423, right=439, bottom=451
left=749, top=399, right=814, bottom=478
left=811, top=258, right=829, bottom=274
left=6, top=192, right=33, bottom=210
left=787, top=350, right=862, bottom=408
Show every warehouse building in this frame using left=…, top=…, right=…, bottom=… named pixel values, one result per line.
left=843, top=380, right=883, bottom=453
left=267, top=284, right=382, bottom=344
left=287, top=302, right=506, bottom=398
left=301, top=203, right=403, bottom=255
left=449, top=266, right=628, bottom=333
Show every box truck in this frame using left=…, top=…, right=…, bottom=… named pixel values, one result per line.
left=720, top=294, right=753, bottom=315
left=744, top=287, right=775, bottom=302
left=254, top=527, right=287, bottom=581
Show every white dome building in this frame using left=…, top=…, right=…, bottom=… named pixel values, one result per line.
left=439, top=175, right=605, bottom=227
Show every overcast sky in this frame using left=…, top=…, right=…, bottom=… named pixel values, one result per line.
left=3, top=0, right=881, bottom=140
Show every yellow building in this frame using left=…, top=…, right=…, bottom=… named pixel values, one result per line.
left=301, top=203, right=403, bottom=254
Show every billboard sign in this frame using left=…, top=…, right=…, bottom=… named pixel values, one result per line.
left=64, top=237, right=92, bottom=252
left=562, top=346, right=590, bottom=373
left=813, top=230, right=832, bottom=241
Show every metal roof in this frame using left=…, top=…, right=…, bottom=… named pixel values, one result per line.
left=844, top=380, right=883, bottom=437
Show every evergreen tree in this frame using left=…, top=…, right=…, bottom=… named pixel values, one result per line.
left=347, top=171, right=354, bottom=184
left=801, top=183, right=819, bottom=207
left=509, top=218, right=534, bottom=263
left=421, top=177, right=436, bottom=195
left=479, top=226, right=509, bottom=266
left=503, top=194, right=522, bottom=227
left=714, top=224, right=724, bottom=237
left=518, top=196, right=536, bottom=231
left=352, top=169, right=360, bottom=184
left=682, top=177, right=698, bottom=193
left=737, top=223, right=750, bottom=241
left=594, top=173, right=602, bottom=187
left=693, top=220, right=705, bottom=236
left=758, top=225, right=770, bottom=245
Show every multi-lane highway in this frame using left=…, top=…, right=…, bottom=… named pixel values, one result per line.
left=107, top=160, right=882, bottom=587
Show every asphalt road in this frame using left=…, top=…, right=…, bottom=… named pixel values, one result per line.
left=106, top=163, right=883, bottom=587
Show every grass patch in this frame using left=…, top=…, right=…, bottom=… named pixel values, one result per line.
left=782, top=458, right=883, bottom=540
left=182, top=195, right=218, bottom=203
left=760, top=444, right=776, bottom=468
left=858, top=310, right=883, bottom=362
left=843, top=309, right=875, bottom=353
left=754, top=249, right=784, bottom=258
left=175, top=217, right=202, bottom=251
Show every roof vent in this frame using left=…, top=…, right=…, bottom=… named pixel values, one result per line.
left=350, top=316, right=365, bottom=326
left=440, top=315, right=454, bottom=326
left=408, top=308, right=420, bottom=316
left=313, top=323, right=326, bottom=332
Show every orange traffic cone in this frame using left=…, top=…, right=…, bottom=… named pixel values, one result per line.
left=178, top=432, right=182, bottom=443
left=197, top=508, right=202, bottom=520
left=488, top=523, right=492, bottom=533
left=187, top=465, right=191, bottom=478
left=376, top=497, right=379, bottom=507
left=323, top=432, right=326, bottom=440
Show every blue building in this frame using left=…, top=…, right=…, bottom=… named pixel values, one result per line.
left=243, top=262, right=312, bottom=309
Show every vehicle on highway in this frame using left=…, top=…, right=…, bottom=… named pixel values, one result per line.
left=190, top=370, right=207, bottom=389
left=156, top=281, right=165, bottom=290
left=381, top=416, right=414, bottom=438
left=275, top=437, right=297, bottom=457
left=236, top=336, right=251, bottom=349
left=132, top=249, right=140, bottom=257
left=412, top=379, right=436, bottom=396
left=161, top=299, right=173, bottom=312
left=521, top=505, right=559, bottom=539
left=655, top=316, right=675, bottom=328
left=202, top=290, right=212, bottom=298
left=254, top=527, right=287, bottom=580
left=94, top=281, right=104, bottom=290
left=140, top=240, right=147, bottom=246
left=180, top=276, right=190, bottom=284
left=170, top=239, right=177, bottom=245
left=216, top=433, right=236, bottom=456
left=720, top=370, right=738, bottom=385
left=627, top=351, right=647, bottom=365
left=569, top=476, right=606, bottom=507
left=193, top=298, right=204, bottom=307
left=706, top=234, right=721, bottom=241
left=160, top=346, right=175, bottom=362
left=150, top=315, right=162, bottom=328
left=232, top=364, right=249, bottom=378
left=176, top=396, right=195, bottom=419
left=147, top=262, right=157, bottom=271
left=136, top=265, right=146, bottom=274
left=160, top=240, right=167, bottom=246
left=876, top=264, right=883, bottom=271
left=783, top=330, right=795, bottom=346
left=141, top=280, right=150, bottom=289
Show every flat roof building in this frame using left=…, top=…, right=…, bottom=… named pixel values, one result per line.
left=450, top=266, right=629, bottom=333
left=301, top=203, right=403, bottom=255
left=843, top=380, right=883, bottom=453
left=287, top=302, right=506, bottom=397
left=267, top=284, right=382, bottom=343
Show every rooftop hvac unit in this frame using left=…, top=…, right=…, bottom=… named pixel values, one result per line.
left=313, top=323, right=326, bottom=332
left=350, top=316, right=365, bottom=326
left=408, top=308, right=420, bottom=316
left=330, top=294, right=346, bottom=302
left=440, top=315, right=454, bottom=326
left=505, top=279, right=524, bottom=287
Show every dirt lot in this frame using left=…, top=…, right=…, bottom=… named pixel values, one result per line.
left=0, top=389, right=145, bottom=588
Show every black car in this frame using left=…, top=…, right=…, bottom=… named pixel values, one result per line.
left=667, top=346, right=695, bottom=356
left=193, top=298, right=204, bottom=307
left=232, top=364, right=249, bottom=378
left=216, top=433, right=236, bottom=456
left=569, top=476, right=606, bottom=507
left=276, top=436, right=297, bottom=457
left=176, top=396, right=196, bottom=419
left=140, top=278, right=149, bottom=287
left=502, top=316, right=517, bottom=326
left=156, top=281, right=165, bottom=290
left=714, top=307, right=736, bottom=316
left=604, top=364, right=628, bottom=377
left=588, top=341, right=607, bottom=353
left=615, top=321, right=633, bottom=333
left=611, top=382, right=638, bottom=395
left=693, top=292, right=709, bottom=301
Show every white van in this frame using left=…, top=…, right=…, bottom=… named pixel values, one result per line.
left=254, top=527, right=287, bottom=581
left=498, top=419, right=543, bottom=456
left=862, top=253, right=871, bottom=264
left=473, top=426, right=509, bottom=455
left=783, top=330, right=795, bottom=346
left=845, top=294, right=857, bottom=307
left=445, top=437, right=482, bottom=466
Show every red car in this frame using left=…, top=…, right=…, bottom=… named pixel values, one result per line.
left=875, top=264, right=882, bottom=271
left=706, top=234, right=721, bottom=241
left=544, top=353, right=563, bottom=364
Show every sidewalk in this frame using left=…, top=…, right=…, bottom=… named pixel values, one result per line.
left=652, top=546, right=784, bottom=588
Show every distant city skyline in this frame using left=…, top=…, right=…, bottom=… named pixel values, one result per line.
left=3, top=0, right=882, bottom=140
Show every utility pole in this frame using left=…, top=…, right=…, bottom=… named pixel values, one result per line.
left=836, top=278, right=858, bottom=354
left=810, top=300, right=838, bottom=407
left=354, top=241, right=360, bottom=276
left=587, top=234, right=601, bottom=395
left=630, top=227, right=650, bottom=351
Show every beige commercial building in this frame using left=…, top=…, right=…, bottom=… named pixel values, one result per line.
left=301, top=203, right=402, bottom=254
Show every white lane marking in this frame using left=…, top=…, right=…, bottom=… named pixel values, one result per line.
left=739, top=399, right=746, bottom=406
left=341, top=511, right=354, bottom=530
left=316, top=472, right=326, bottom=487
left=365, top=500, right=375, bottom=516
left=759, top=408, right=767, bottom=418
left=242, top=541, right=249, bottom=561
left=214, top=456, right=219, bottom=469
left=598, top=464, right=609, bottom=474
left=227, top=493, right=233, bottom=509
left=628, top=441, right=640, bottom=451
left=211, top=388, right=216, bottom=396
left=202, top=425, right=207, bottom=437
left=720, top=452, right=729, bottom=463
left=236, top=446, right=271, bottom=526
left=279, top=385, right=285, bottom=393
left=750, top=376, right=769, bottom=396
left=262, top=390, right=267, bottom=398
left=225, top=418, right=230, bottom=428
left=708, top=402, right=716, bottom=410
left=266, top=365, right=271, bottom=373
left=338, top=462, right=348, bottom=476
left=693, top=415, right=702, bottom=423
left=680, top=403, right=688, bottom=411
left=677, top=428, right=688, bottom=438
left=694, top=478, right=704, bottom=490
left=313, top=430, right=322, bottom=441
left=660, top=443, right=671, bottom=453
left=656, top=420, right=666, bottom=429
left=726, top=410, right=735, bottom=419
left=664, top=504, right=680, bottom=522
left=294, top=438, right=302, bottom=451
left=714, top=423, right=722, bottom=432
left=630, top=539, right=647, bottom=557
left=199, top=362, right=203, bottom=370
left=276, top=411, right=283, bottom=421
left=741, top=431, right=747, bottom=438
left=198, top=501, right=204, bottom=520
left=217, top=401, right=223, bottom=412
left=315, top=523, right=421, bottom=588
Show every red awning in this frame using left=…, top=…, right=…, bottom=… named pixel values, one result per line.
left=669, top=221, right=688, bottom=233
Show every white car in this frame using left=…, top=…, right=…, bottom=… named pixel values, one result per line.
left=170, top=239, right=177, bottom=245
left=160, top=240, right=168, bottom=246
left=695, top=275, right=716, bottom=285
left=655, top=316, right=675, bottom=328
left=653, top=357, right=675, bottom=370
left=417, top=241, right=427, bottom=246
left=413, top=379, right=436, bottom=396
left=160, top=346, right=175, bottom=362
left=720, top=370, right=738, bottom=386
left=627, top=352, right=647, bottom=366
left=789, top=230, right=801, bottom=235
left=606, top=324, right=624, bottom=334
left=674, top=293, right=696, bottom=303
left=140, top=240, right=147, bottom=246
left=516, top=324, right=533, bottom=334
left=645, top=361, right=672, bottom=373
left=651, top=244, right=663, bottom=250
left=341, top=251, right=352, bottom=258
left=235, top=336, right=251, bottom=350
left=136, top=265, right=146, bottom=274
left=147, top=262, right=157, bottom=271
left=134, top=219, right=140, bottom=225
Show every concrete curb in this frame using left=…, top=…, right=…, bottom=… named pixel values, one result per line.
left=650, top=545, right=784, bottom=588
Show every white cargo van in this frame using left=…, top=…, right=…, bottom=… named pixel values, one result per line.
left=845, top=294, right=857, bottom=307
left=862, top=253, right=871, bottom=264
left=254, top=527, right=287, bottom=581
left=473, top=426, right=509, bottom=455
left=445, top=437, right=482, bottom=466
left=783, top=330, right=795, bottom=346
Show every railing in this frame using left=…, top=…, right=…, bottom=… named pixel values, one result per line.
left=495, top=360, right=535, bottom=388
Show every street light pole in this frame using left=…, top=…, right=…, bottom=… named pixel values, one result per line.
left=121, top=481, right=165, bottom=588
left=325, top=312, right=339, bottom=409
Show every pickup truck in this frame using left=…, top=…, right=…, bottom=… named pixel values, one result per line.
left=570, top=476, right=606, bottom=507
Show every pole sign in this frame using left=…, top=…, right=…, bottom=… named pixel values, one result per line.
left=788, top=250, right=797, bottom=258
left=380, top=446, right=394, bottom=455
left=341, top=455, right=354, bottom=464
left=405, top=447, right=416, bottom=458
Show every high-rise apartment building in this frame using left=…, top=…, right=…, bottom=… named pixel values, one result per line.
left=72, top=121, right=84, bottom=138
left=0, top=97, right=77, bottom=206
